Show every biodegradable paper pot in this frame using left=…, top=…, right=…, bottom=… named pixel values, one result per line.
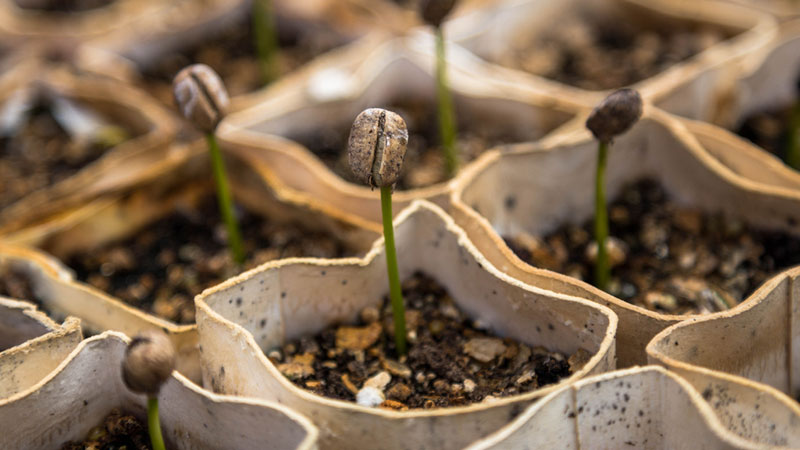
left=0, top=140, right=379, bottom=380
left=219, top=31, right=580, bottom=230
left=0, top=64, right=178, bottom=234
left=450, top=106, right=800, bottom=368
left=647, top=265, right=800, bottom=403
left=0, top=242, right=200, bottom=381
left=448, top=0, right=776, bottom=120
left=0, top=298, right=81, bottom=399
left=195, top=201, right=617, bottom=450
left=0, top=331, right=319, bottom=450
left=465, top=366, right=800, bottom=450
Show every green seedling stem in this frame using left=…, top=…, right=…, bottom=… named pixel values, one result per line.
left=435, top=27, right=458, bottom=177
left=594, top=140, right=610, bottom=291
left=381, top=185, right=407, bottom=356
left=787, top=100, right=800, bottom=170
left=147, top=396, right=166, bottom=450
left=207, top=133, right=245, bottom=265
left=253, top=0, right=279, bottom=85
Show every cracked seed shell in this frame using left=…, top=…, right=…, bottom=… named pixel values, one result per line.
left=348, top=108, right=408, bottom=188
left=122, top=329, right=176, bottom=396
left=173, top=64, right=229, bottom=133
left=420, top=0, right=458, bottom=28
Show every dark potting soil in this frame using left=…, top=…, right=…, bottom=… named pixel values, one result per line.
left=268, top=272, right=588, bottom=410
left=141, top=11, right=346, bottom=104
left=67, top=196, right=353, bottom=325
left=736, top=103, right=798, bottom=164
left=297, top=100, right=505, bottom=190
left=60, top=409, right=152, bottom=450
left=504, top=179, right=800, bottom=315
left=0, top=265, right=37, bottom=304
left=14, top=0, right=113, bottom=13
left=497, top=14, right=729, bottom=91
left=0, top=103, right=132, bottom=210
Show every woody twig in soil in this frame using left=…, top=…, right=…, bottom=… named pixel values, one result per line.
left=173, top=64, right=245, bottom=266
left=348, top=108, right=409, bottom=355
left=122, top=330, right=176, bottom=450
left=585, top=88, right=642, bottom=291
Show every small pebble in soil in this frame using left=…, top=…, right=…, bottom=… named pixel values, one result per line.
left=60, top=409, right=150, bottom=450
left=66, top=196, right=353, bottom=324
left=497, top=13, right=729, bottom=90
left=504, top=179, right=800, bottom=314
left=269, top=273, right=581, bottom=409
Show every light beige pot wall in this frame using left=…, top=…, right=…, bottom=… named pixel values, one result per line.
left=466, top=366, right=797, bottom=450
left=0, top=332, right=319, bottom=450
left=648, top=266, right=800, bottom=400
left=451, top=106, right=800, bottom=367
left=196, top=201, right=616, bottom=450
left=449, top=0, right=775, bottom=121
left=219, top=31, right=580, bottom=228
left=0, top=299, right=81, bottom=399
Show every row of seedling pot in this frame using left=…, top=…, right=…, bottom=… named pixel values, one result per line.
left=3, top=46, right=800, bottom=448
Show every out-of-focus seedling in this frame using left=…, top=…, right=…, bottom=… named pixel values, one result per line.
left=253, top=0, right=279, bottom=85
left=420, top=0, right=459, bottom=177
left=348, top=108, right=409, bottom=355
left=173, top=64, right=245, bottom=265
left=122, top=330, right=176, bottom=450
left=585, top=88, right=642, bottom=291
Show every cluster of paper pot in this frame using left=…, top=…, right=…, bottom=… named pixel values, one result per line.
left=2, top=0, right=800, bottom=448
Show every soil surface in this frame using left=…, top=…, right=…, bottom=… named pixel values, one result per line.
left=736, top=103, right=798, bottom=164
left=504, top=179, right=800, bottom=315
left=497, top=14, right=728, bottom=90
left=60, top=409, right=151, bottom=450
left=67, top=196, right=353, bottom=324
left=268, top=272, right=587, bottom=409
left=14, top=0, right=113, bottom=12
left=0, top=265, right=37, bottom=304
left=0, top=101, right=132, bottom=210
left=296, top=100, right=507, bottom=190
left=141, top=11, right=345, bottom=104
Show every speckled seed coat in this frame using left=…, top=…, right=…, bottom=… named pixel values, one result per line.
left=173, top=64, right=230, bottom=133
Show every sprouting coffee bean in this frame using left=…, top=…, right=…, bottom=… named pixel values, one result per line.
left=585, top=88, right=643, bottom=143
left=347, top=108, right=408, bottom=188
left=173, top=64, right=229, bottom=133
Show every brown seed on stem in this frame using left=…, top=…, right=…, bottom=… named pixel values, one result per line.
left=420, top=0, right=458, bottom=28
left=348, top=108, right=408, bottom=188
left=122, top=330, right=176, bottom=396
left=173, top=64, right=230, bottom=133
left=585, top=88, right=643, bottom=143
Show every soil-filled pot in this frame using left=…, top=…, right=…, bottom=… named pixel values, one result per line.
left=647, top=265, right=800, bottom=403
left=0, top=63, right=178, bottom=234
left=465, top=365, right=800, bottom=449
left=0, top=298, right=81, bottom=399
left=451, top=105, right=800, bottom=367
left=0, top=331, right=319, bottom=449
left=219, top=31, right=580, bottom=229
left=195, top=201, right=617, bottom=449
left=448, top=0, right=775, bottom=120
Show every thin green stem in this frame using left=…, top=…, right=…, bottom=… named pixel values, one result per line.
left=594, top=141, right=610, bottom=291
left=381, top=185, right=407, bottom=356
left=786, top=99, right=800, bottom=170
left=435, top=27, right=458, bottom=177
left=147, top=396, right=166, bottom=450
left=253, top=0, right=279, bottom=85
left=206, top=133, right=245, bottom=266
